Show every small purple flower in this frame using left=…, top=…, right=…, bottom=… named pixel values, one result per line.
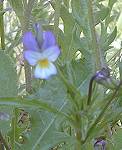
left=23, top=27, right=60, bottom=79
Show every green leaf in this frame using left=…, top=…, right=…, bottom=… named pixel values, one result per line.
left=60, top=5, right=78, bottom=62
left=60, top=5, right=75, bottom=33
left=30, top=109, right=72, bottom=150
left=0, top=77, right=72, bottom=149
left=32, top=0, right=49, bottom=22
left=95, top=7, right=109, bottom=25
left=19, top=78, right=73, bottom=150
left=0, top=97, right=61, bottom=114
left=0, top=51, right=17, bottom=97
left=71, top=0, right=91, bottom=38
left=112, top=128, right=122, bottom=150
left=0, top=107, right=12, bottom=134
left=100, top=25, right=117, bottom=51
left=108, top=0, right=117, bottom=10
left=0, top=52, right=17, bottom=135
left=104, top=27, right=117, bottom=51
left=72, top=59, right=92, bottom=87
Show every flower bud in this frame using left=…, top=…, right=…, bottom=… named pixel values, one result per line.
left=94, top=139, right=106, bottom=150
left=95, top=67, right=110, bottom=82
left=34, top=23, right=43, bottom=49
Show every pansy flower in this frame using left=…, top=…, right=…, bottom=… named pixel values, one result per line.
left=22, top=28, right=60, bottom=79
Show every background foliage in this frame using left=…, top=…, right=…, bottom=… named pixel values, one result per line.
left=0, top=0, right=122, bottom=149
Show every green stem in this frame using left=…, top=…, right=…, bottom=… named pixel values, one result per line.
left=0, top=2, right=5, bottom=50
left=87, top=0, right=102, bottom=70
left=23, top=61, right=32, bottom=94
left=58, top=66, right=83, bottom=148
left=57, top=66, right=80, bottom=108
left=75, top=113, right=82, bottom=150
left=10, top=109, right=16, bottom=150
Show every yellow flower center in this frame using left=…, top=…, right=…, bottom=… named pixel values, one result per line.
left=38, top=59, right=49, bottom=68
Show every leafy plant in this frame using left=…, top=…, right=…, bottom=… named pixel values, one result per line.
left=0, top=0, right=122, bottom=150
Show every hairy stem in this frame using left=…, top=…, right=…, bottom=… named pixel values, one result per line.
left=21, top=0, right=36, bottom=93
left=87, top=0, right=102, bottom=70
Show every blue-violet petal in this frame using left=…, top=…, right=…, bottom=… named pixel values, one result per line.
left=23, top=32, right=39, bottom=51
left=41, top=31, right=56, bottom=49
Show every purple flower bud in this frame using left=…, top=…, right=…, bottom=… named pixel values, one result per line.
left=95, top=67, right=110, bottom=82
left=34, top=23, right=43, bottom=49
left=94, top=139, right=106, bottom=150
